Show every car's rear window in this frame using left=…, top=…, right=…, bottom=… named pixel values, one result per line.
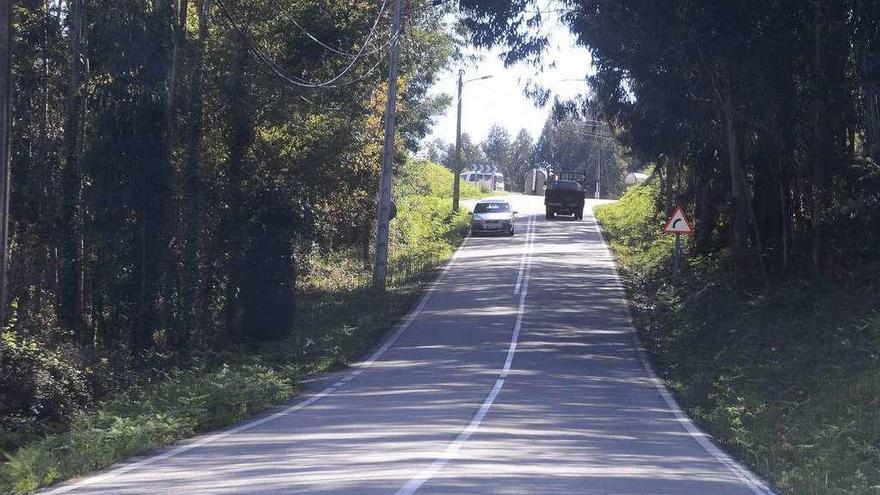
left=474, top=202, right=511, bottom=213
left=548, top=181, right=583, bottom=191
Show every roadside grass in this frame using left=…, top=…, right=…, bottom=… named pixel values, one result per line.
left=0, top=160, right=471, bottom=494
left=0, top=363, right=300, bottom=494
left=0, top=275, right=439, bottom=495
left=595, top=184, right=880, bottom=495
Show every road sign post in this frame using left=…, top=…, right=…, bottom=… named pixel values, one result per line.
left=674, top=233, right=682, bottom=275
left=664, top=206, right=693, bottom=277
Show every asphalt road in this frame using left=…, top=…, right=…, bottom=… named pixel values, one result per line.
left=43, top=195, right=774, bottom=495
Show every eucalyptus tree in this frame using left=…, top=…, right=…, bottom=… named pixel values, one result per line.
left=508, top=129, right=534, bottom=192
left=481, top=124, right=511, bottom=180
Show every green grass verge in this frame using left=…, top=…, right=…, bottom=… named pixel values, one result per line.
left=595, top=184, right=880, bottom=495
left=0, top=282, right=432, bottom=495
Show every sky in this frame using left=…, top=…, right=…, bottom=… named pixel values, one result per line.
left=424, top=9, right=594, bottom=147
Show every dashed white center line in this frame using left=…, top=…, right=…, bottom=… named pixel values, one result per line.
left=396, top=213, right=536, bottom=495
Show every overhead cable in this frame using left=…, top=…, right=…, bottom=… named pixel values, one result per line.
left=215, top=0, right=393, bottom=89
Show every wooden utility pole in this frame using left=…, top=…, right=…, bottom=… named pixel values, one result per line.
left=0, top=0, right=12, bottom=363
left=372, top=0, right=402, bottom=291
left=451, top=73, right=491, bottom=212
left=452, top=70, right=462, bottom=212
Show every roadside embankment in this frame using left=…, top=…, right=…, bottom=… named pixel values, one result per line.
left=595, top=184, right=880, bottom=495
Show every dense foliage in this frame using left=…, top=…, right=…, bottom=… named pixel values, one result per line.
left=1, top=0, right=453, bottom=457
left=459, top=0, right=880, bottom=277
left=0, top=159, right=473, bottom=494
left=427, top=127, right=537, bottom=192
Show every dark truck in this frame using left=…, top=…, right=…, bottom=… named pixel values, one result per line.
left=544, top=180, right=585, bottom=220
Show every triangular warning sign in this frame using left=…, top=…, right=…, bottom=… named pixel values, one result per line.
left=664, top=206, right=694, bottom=235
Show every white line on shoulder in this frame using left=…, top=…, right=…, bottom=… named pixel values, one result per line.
left=589, top=207, right=775, bottom=495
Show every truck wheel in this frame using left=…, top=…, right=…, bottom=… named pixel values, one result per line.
left=575, top=212, right=583, bottom=221
left=545, top=207, right=553, bottom=220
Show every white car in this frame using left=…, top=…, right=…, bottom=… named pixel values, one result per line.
left=469, top=199, right=516, bottom=236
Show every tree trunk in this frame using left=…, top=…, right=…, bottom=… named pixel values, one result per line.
left=59, top=0, right=87, bottom=343
left=721, top=92, right=749, bottom=273
left=222, top=45, right=253, bottom=343
left=165, top=0, right=188, bottom=151
left=693, top=151, right=718, bottom=254
left=179, top=0, right=211, bottom=348
left=778, top=179, right=789, bottom=275
left=719, top=81, right=767, bottom=283
left=164, top=0, right=190, bottom=350
left=34, top=0, right=52, bottom=319
left=0, top=0, right=10, bottom=368
left=131, top=2, right=181, bottom=357
left=858, top=0, right=880, bottom=163
left=866, top=74, right=879, bottom=163
left=810, top=0, right=826, bottom=278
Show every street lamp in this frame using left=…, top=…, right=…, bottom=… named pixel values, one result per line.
left=452, top=72, right=493, bottom=212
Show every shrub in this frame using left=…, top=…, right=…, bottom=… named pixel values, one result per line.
left=595, top=181, right=676, bottom=270
left=0, top=332, right=93, bottom=454
left=0, top=363, right=299, bottom=494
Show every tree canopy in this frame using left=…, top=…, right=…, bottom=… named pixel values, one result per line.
left=458, top=0, right=880, bottom=278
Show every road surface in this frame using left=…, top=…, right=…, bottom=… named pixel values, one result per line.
left=43, top=196, right=774, bottom=495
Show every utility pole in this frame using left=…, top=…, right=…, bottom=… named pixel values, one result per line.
left=595, top=140, right=603, bottom=199
left=592, top=135, right=600, bottom=199
left=372, top=0, right=402, bottom=291
left=452, top=70, right=463, bottom=212
left=0, top=0, right=11, bottom=363
left=452, top=72, right=491, bottom=212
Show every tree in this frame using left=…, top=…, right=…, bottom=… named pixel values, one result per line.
left=458, top=132, right=484, bottom=168
left=57, top=0, right=85, bottom=341
left=507, top=129, right=535, bottom=192
left=424, top=138, right=450, bottom=165
left=481, top=124, right=511, bottom=167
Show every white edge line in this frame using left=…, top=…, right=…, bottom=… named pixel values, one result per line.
left=42, top=235, right=474, bottom=495
left=513, top=213, right=531, bottom=294
left=396, top=213, right=535, bottom=495
left=588, top=205, right=776, bottom=495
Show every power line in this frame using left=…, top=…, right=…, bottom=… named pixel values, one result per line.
left=292, top=0, right=391, bottom=87
left=553, top=120, right=617, bottom=138
left=277, top=0, right=395, bottom=58
left=320, top=36, right=399, bottom=88
left=215, top=0, right=393, bottom=90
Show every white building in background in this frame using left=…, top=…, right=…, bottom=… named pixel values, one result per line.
left=461, top=164, right=505, bottom=192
